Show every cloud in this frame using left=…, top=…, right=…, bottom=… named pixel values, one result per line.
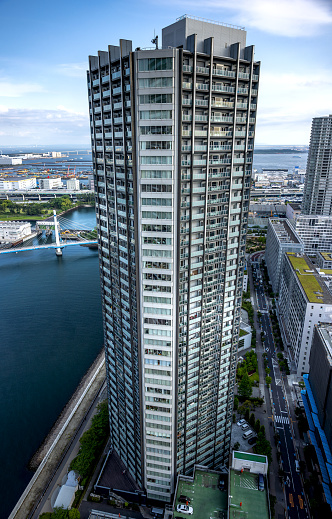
left=175, top=0, right=332, bottom=37
left=56, top=62, right=88, bottom=78
left=0, top=80, right=45, bottom=97
left=0, top=106, right=90, bottom=144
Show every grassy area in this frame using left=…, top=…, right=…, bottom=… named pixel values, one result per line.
left=321, top=269, right=332, bottom=275
left=287, top=253, right=324, bottom=303
left=239, top=329, right=248, bottom=337
left=0, top=212, right=53, bottom=221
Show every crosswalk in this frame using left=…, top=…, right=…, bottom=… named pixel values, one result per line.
left=275, top=414, right=289, bottom=425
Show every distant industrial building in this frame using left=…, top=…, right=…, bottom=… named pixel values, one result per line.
left=278, top=253, right=332, bottom=376
left=0, top=155, right=22, bottom=165
left=39, top=177, right=63, bottom=189
left=0, top=176, right=37, bottom=191
left=51, top=151, right=63, bottom=158
left=0, top=221, right=32, bottom=243
left=295, top=215, right=332, bottom=255
left=302, top=115, right=332, bottom=216
left=265, top=218, right=304, bottom=294
left=249, top=203, right=287, bottom=227
left=66, top=178, right=80, bottom=190
left=302, top=324, right=332, bottom=510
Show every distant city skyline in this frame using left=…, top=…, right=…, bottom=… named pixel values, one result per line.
left=0, top=0, right=332, bottom=145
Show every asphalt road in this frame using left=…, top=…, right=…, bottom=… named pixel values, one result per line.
left=251, top=260, right=310, bottom=519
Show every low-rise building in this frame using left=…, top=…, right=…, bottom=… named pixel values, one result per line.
left=229, top=451, right=270, bottom=519
left=295, top=215, right=332, bottom=255
left=278, top=253, right=332, bottom=375
left=0, top=176, right=37, bottom=190
left=66, top=178, right=80, bottom=190
left=0, top=221, right=32, bottom=243
left=0, top=155, right=22, bottom=165
left=316, top=252, right=332, bottom=271
left=302, top=324, right=332, bottom=510
left=265, top=218, right=304, bottom=294
left=286, top=202, right=301, bottom=221
left=39, top=177, right=63, bottom=189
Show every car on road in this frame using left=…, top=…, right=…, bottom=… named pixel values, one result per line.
left=258, top=473, right=264, bottom=491
left=237, top=419, right=246, bottom=427
left=177, top=504, right=193, bottom=515
left=179, top=495, right=191, bottom=504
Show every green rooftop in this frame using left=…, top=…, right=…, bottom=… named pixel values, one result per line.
left=234, top=452, right=267, bottom=463
left=321, top=269, right=332, bottom=275
left=230, top=470, right=270, bottom=519
left=320, top=252, right=332, bottom=261
left=286, top=253, right=325, bottom=303
left=175, top=469, right=227, bottom=519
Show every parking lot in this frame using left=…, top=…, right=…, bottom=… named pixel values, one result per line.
left=231, top=420, right=257, bottom=453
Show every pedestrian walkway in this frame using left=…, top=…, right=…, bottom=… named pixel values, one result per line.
left=275, top=415, right=289, bottom=425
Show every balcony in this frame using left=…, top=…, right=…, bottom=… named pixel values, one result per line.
left=212, top=85, right=235, bottom=94
left=212, top=68, right=236, bottom=78
left=112, top=70, right=121, bottom=80
left=103, top=104, right=112, bottom=112
left=183, top=64, right=193, bottom=73
left=93, top=93, right=101, bottom=101
left=102, top=75, right=110, bottom=84
left=102, top=90, right=110, bottom=98
left=113, top=117, right=123, bottom=125
left=183, top=82, right=193, bottom=89
left=210, top=116, right=233, bottom=123
left=210, top=131, right=232, bottom=137
left=94, top=120, right=102, bottom=127
left=236, top=103, right=247, bottom=109
left=104, top=118, right=112, bottom=126
left=212, top=101, right=234, bottom=109
left=94, top=107, right=101, bottom=114
left=93, top=78, right=100, bottom=87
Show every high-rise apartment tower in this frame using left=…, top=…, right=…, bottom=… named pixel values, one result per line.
left=88, top=15, right=260, bottom=502
left=302, top=115, right=332, bottom=216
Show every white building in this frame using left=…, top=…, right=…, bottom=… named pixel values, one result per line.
left=0, top=177, right=37, bottom=190
left=0, top=221, right=32, bottom=243
left=295, top=215, right=332, bottom=255
left=265, top=218, right=304, bottom=294
left=87, top=175, right=95, bottom=190
left=278, top=253, right=332, bottom=376
left=66, top=178, right=80, bottom=190
left=0, top=155, right=22, bottom=165
left=39, top=177, right=63, bottom=189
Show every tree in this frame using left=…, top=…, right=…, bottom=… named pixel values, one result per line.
left=234, top=396, right=239, bottom=410
left=254, top=419, right=261, bottom=433
left=238, top=372, right=252, bottom=399
left=249, top=413, right=255, bottom=427
left=245, top=408, right=250, bottom=421
left=68, top=510, right=80, bottom=519
left=52, top=508, right=68, bottom=519
left=265, top=376, right=272, bottom=387
left=233, top=442, right=240, bottom=451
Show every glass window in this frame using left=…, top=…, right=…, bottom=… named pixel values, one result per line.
left=139, top=77, right=173, bottom=88
left=138, top=57, right=173, bottom=72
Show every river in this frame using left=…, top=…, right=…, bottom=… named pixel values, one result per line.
left=0, top=207, right=103, bottom=519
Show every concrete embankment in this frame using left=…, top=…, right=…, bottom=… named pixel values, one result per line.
left=10, top=349, right=106, bottom=519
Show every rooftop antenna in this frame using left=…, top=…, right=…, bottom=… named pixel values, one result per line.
left=151, top=31, right=158, bottom=49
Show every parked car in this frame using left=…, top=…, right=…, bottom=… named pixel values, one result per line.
left=179, top=495, right=191, bottom=504
left=243, top=429, right=254, bottom=440
left=237, top=419, right=246, bottom=427
left=258, top=473, right=264, bottom=491
left=176, top=504, right=193, bottom=515
left=248, top=436, right=257, bottom=445
left=241, top=423, right=250, bottom=431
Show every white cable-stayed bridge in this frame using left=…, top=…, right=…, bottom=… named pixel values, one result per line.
left=0, top=211, right=98, bottom=256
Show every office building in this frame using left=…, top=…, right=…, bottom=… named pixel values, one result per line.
left=278, top=253, right=332, bottom=376
left=295, top=215, right=332, bottom=255
left=39, top=177, right=63, bottom=190
left=88, top=15, right=260, bottom=501
left=265, top=218, right=303, bottom=294
left=66, top=178, right=80, bottom=190
left=0, top=176, right=36, bottom=190
left=302, top=115, right=332, bottom=216
left=0, top=221, right=32, bottom=243
left=316, top=252, right=332, bottom=271
left=302, top=324, right=332, bottom=509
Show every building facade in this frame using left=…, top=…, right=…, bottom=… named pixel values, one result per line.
left=265, top=218, right=304, bottom=295
left=88, top=15, right=260, bottom=501
left=302, top=115, right=332, bottom=216
left=66, top=178, right=80, bottom=190
left=278, top=253, right=332, bottom=376
left=39, top=177, right=63, bottom=190
left=0, top=221, right=32, bottom=243
left=0, top=176, right=36, bottom=190
left=295, top=215, right=332, bottom=255
left=302, top=324, right=332, bottom=509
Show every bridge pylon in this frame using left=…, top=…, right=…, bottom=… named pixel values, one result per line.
left=53, top=210, right=63, bottom=256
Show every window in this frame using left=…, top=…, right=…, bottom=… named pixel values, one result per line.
left=141, top=198, right=172, bottom=206
left=141, top=156, right=173, bottom=165
left=142, top=211, right=172, bottom=219
left=141, top=170, right=172, bottom=179
left=140, top=126, right=172, bottom=135
left=140, top=94, right=172, bottom=104
left=140, top=110, right=172, bottom=120
left=138, top=57, right=173, bottom=71
left=140, top=141, right=173, bottom=150
left=142, top=184, right=172, bottom=193
left=139, top=77, right=173, bottom=88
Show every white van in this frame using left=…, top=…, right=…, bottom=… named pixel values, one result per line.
left=295, top=460, right=300, bottom=473
left=243, top=429, right=254, bottom=440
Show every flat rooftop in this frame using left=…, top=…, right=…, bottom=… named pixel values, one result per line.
left=175, top=468, right=227, bottom=519
left=270, top=218, right=302, bottom=244
left=320, top=252, right=332, bottom=261
left=286, top=253, right=332, bottom=304
left=229, top=469, right=270, bottom=519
